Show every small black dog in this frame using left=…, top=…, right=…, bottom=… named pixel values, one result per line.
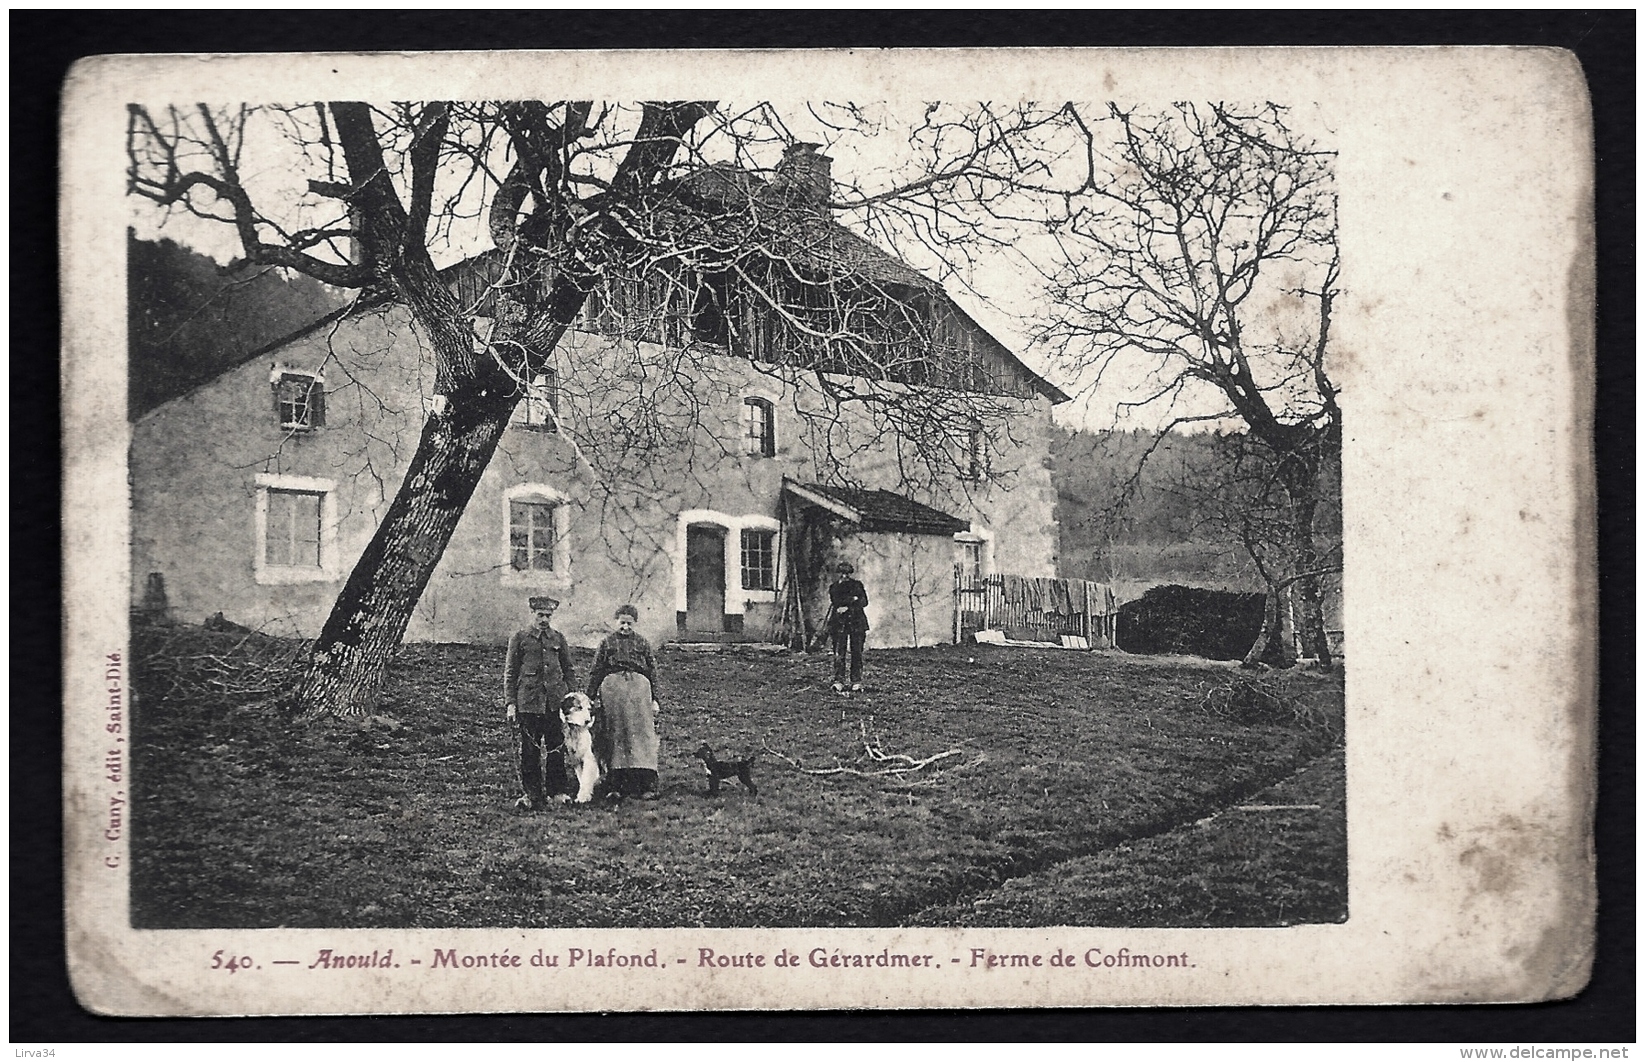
left=692, top=743, right=757, bottom=797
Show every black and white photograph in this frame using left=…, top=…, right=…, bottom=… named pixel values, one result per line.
left=57, top=45, right=1596, bottom=1016
left=122, top=94, right=1345, bottom=934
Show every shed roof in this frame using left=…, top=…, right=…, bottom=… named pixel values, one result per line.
left=783, top=479, right=971, bottom=537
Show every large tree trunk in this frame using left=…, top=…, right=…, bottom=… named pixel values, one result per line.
left=1242, top=582, right=1298, bottom=669
left=287, top=263, right=582, bottom=716
left=281, top=103, right=707, bottom=720
left=290, top=393, right=517, bottom=717
left=1283, top=467, right=1335, bottom=669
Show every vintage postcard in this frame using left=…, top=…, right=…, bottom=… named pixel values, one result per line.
left=61, top=47, right=1594, bottom=1015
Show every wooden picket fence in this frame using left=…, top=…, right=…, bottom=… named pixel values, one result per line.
left=953, top=571, right=1117, bottom=648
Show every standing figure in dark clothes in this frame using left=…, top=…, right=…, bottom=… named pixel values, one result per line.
left=587, top=604, right=662, bottom=800
left=503, top=595, right=577, bottom=810
left=828, top=560, right=870, bottom=693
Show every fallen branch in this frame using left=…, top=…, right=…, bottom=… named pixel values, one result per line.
left=765, top=747, right=981, bottom=779
left=765, top=719, right=984, bottom=784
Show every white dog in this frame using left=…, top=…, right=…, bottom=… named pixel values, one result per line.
left=559, top=692, right=603, bottom=803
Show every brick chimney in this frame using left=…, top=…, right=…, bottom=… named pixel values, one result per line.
left=775, top=142, right=833, bottom=205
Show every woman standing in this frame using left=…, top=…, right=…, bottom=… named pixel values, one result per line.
left=827, top=560, right=870, bottom=694
left=588, top=604, right=662, bottom=800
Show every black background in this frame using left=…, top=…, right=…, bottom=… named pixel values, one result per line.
left=12, top=9, right=1633, bottom=1043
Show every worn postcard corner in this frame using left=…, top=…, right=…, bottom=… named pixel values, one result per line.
left=61, top=46, right=1595, bottom=1016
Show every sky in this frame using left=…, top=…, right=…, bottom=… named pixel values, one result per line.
left=129, top=99, right=1332, bottom=435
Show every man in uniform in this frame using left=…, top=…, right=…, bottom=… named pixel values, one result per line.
left=504, top=595, right=577, bottom=810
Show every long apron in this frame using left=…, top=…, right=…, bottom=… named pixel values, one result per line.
left=598, top=671, right=658, bottom=772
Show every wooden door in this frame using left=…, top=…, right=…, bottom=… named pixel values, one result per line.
left=685, top=525, right=726, bottom=633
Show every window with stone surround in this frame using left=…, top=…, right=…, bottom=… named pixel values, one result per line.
left=503, top=484, right=572, bottom=584
left=509, top=500, right=559, bottom=572
left=253, top=472, right=339, bottom=584
left=740, top=527, right=776, bottom=591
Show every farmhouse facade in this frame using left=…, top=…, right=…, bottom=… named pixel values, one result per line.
left=130, top=147, right=1069, bottom=649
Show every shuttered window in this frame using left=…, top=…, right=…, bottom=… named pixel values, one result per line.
left=272, top=373, right=325, bottom=431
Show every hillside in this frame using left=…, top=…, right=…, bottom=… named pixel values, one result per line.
left=1050, top=427, right=1260, bottom=599
left=128, top=231, right=348, bottom=419
left=1050, top=426, right=1342, bottom=625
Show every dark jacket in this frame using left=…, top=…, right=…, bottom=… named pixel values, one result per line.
left=504, top=625, right=576, bottom=714
left=587, top=630, right=659, bottom=700
left=828, top=577, right=870, bottom=634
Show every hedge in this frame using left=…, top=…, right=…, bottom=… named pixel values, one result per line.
left=1115, top=584, right=1269, bottom=661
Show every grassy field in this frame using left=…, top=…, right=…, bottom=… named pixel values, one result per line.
left=909, top=749, right=1346, bottom=927
left=131, top=628, right=1344, bottom=929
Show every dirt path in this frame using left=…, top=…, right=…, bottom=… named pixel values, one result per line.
left=901, top=747, right=1346, bottom=927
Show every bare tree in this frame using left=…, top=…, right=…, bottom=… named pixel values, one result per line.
left=1168, top=431, right=1342, bottom=666
left=128, top=100, right=1031, bottom=714
left=1037, top=102, right=1342, bottom=667
left=130, top=100, right=725, bottom=714
left=821, top=101, right=1343, bottom=665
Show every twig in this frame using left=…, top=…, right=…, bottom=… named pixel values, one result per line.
left=765, top=718, right=985, bottom=785
left=765, top=746, right=979, bottom=779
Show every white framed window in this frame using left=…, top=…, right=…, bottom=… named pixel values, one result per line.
left=253, top=473, right=339, bottom=584
left=267, top=490, right=322, bottom=567
left=953, top=526, right=995, bottom=586
left=510, top=500, right=557, bottom=571
left=743, top=396, right=775, bottom=457
left=515, top=371, right=559, bottom=432
left=502, top=484, right=571, bottom=585
left=740, top=527, right=777, bottom=590
left=269, top=366, right=325, bottom=432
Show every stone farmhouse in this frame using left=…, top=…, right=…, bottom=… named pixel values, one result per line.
left=130, top=146, right=1070, bottom=649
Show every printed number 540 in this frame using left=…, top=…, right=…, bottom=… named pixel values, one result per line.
left=211, top=950, right=253, bottom=973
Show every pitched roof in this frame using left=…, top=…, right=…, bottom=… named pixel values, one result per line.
left=137, top=157, right=1070, bottom=414
left=661, top=164, right=936, bottom=291
left=131, top=296, right=387, bottom=421
left=669, top=163, right=1066, bottom=403
left=783, top=480, right=971, bottom=537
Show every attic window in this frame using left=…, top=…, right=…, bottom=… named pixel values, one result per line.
left=690, top=272, right=731, bottom=345
left=740, top=528, right=776, bottom=591
left=271, top=371, right=325, bottom=432
left=516, top=371, right=559, bottom=431
left=743, top=397, right=775, bottom=458
left=964, top=421, right=988, bottom=482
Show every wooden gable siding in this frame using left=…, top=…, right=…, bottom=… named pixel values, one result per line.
left=574, top=262, right=1037, bottom=401
left=442, top=249, right=1045, bottom=403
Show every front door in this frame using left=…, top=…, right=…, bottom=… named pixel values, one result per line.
left=685, top=525, right=726, bottom=634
